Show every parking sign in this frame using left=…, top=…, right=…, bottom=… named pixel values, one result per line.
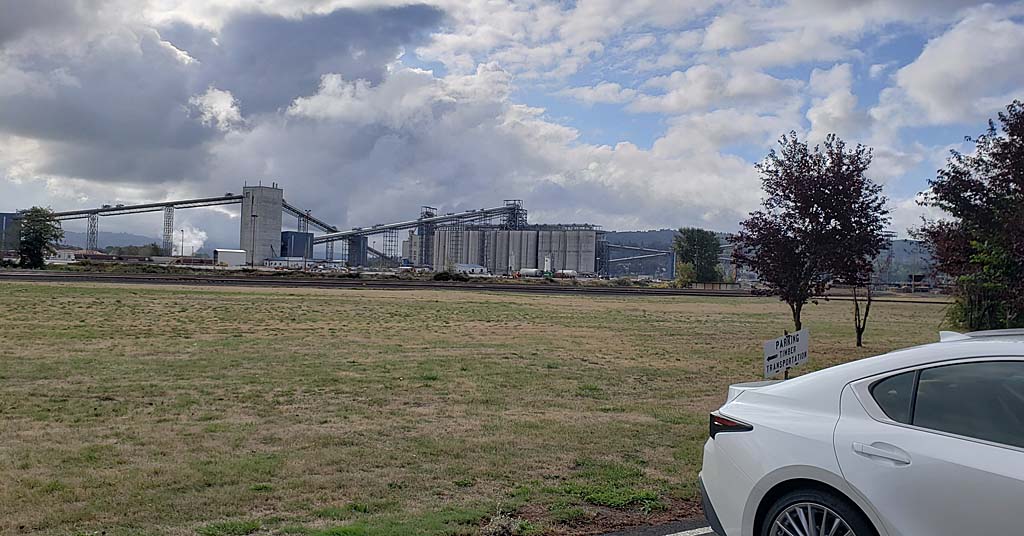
left=764, top=329, right=809, bottom=378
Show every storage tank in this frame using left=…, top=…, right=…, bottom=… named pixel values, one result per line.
left=483, top=230, right=498, bottom=274
left=495, top=230, right=510, bottom=273
left=432, top=229, right=448, bottom=270
left=526, top=231, right=538, bottom=268
left=467, top=230, right=484, bottom=265
left=538, top=230, right=552, bottom=267
left=579, top=230, right=597, bottom=273
left=509, top=230, right=523, bottom=272
left=565, top=230, right=580, bottom=272
left=519, top=268, right=543, bottom=277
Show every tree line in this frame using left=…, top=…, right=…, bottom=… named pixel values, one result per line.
left=721, top=99, right=1024, bottom=346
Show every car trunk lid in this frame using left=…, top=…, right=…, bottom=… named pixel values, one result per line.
left=726, top=380, right=781, bottom=403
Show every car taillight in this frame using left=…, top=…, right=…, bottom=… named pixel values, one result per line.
left=709, top=412, right=753, bottom=439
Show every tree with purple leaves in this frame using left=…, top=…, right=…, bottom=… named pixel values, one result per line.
left=733, top=133, right=889, bottom=340
left=915, top=100, right=1024, bottom=330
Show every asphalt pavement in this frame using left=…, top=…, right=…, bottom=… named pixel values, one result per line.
left=601, top=519, right=714, bottom=536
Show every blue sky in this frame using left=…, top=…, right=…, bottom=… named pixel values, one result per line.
left=1, top=0, right=1023, bottom=249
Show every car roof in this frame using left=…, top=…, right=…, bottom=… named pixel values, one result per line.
left=745, top=331, right=1024, bottom=405
left=962, top=328, right=1024, bottom=341
left=824, top=330, right=1024, bottom=376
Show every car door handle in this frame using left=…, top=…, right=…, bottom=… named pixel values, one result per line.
left=852, top=442, right=911, bottom=465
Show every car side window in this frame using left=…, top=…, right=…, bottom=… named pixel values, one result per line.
left=870, top=371, right=915, bottom=424
left=913, top=361, right=1024, bottom=449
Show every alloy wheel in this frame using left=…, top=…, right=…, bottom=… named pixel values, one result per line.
left=770, top=502, right=855, bottom=536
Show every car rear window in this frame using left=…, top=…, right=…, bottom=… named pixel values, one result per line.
left=913, top=361, right=1024, bottom=449
left=871, top=371, right=915, bottom=424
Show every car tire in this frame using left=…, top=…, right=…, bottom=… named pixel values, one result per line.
left=760, top=488, right=877, bottom=536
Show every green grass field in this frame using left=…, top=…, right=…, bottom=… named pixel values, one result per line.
left=0, top=283, right=948, bottom=535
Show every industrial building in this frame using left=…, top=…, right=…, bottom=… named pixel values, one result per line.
left=239, top=185, right=285, bottom=265
left=213, top=249, right=247, bottom=267
left=346, top=236, right=369, bottom=267
left=1, top=212, right=19, bottom=254
left=32, top=186, right=675, bottom=276
left=425, top=225, right=599, bottom=274
left=280, top=231, right=314, bottom=259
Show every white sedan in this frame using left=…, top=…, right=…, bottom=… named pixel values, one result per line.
left=699, top=329, right=1024, bottom=536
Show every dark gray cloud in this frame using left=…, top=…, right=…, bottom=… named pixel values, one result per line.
left=0, top=28, right=212, bottom=182
left=0, top=3, right=446, bottom=186
left=0, top=33, right=205, bottom=147
left=163, top=4, right=445, bottom=114
left=0, top=0, right=102, bottom=45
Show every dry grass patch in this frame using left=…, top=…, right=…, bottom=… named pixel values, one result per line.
left=0, top=282, right=948, bottom=535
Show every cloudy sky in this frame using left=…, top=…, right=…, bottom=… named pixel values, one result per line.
left=2, top=0, right=1022, bottom=250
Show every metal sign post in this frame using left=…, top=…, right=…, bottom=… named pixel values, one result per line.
left=763, top=329, right=809, bottom=379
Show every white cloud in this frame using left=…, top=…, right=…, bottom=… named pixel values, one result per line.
left=199, top=61, right=766, bottom=233
left=557, top=82, right=637, bottom=104
left=759, top=0, right=982, bottom=35
left=623, top=33, right=656, bottom=52
left=631, top=64, right=801, bottom=114
left=667, top=29, right=703, bottom=51
left=729, top=28, right=851, bottom=68
left=808, top=63, right=853, bottom=96
left=702, top=13, right=752, bottom=50
left=655, top=109, right=796, bottom=155
left=190, top=87, right=242, bottom=131
left=888, top=192, right=948, bottom=237
left=417, top=0, right=718, bottom=79
left=880, top=6, right=1024, bottom=125
left=805, top=63, right=867, bottom=142
left=868, top=62, right=892, bottom=79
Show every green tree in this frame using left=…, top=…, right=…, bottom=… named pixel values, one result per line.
left=105, top=243, right=163, bottom=257
left=673, top=227, right=722, bottom=283
left=673, top=261, right=696, bottom=288
left=17, top=207, right=64, bottom=269
left=915, top=100, right=1024, bottom=329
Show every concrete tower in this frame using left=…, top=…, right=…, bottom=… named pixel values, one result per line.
left=239, top=185, right=283, bottom=266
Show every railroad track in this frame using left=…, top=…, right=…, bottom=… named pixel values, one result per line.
left=0, top=270, right=950, bottom=303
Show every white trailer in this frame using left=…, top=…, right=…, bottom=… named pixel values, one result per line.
left=214, top=249, right=247, bottom=267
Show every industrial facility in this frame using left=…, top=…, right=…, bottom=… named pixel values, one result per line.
left=423, top=225, right=599, bottom=274
left=14, top=183, right=678, bottom=276
left=1, top=212, right=19, bottom=257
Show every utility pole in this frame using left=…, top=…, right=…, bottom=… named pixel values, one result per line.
left=179, top=229, right=184, bottom=258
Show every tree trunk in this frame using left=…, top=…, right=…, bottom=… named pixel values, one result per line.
left=853, top=285, right=872, bottom=347
left=790, top=301, right=803, bottom=331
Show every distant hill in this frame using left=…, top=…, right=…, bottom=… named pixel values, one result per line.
left=876, top=239, right=933, bottom=284
left=602, top=229, right=682, bottom=277
left=62, top=230, right=161, bottom=249
left=603, top=230, right=935, bottom=284
left=604, top=229, right=679, bottom=251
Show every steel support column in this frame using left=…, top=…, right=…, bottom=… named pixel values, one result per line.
left=161, top=206, right=174, bottom=255
left=86, top=213, right=99, bottom=251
